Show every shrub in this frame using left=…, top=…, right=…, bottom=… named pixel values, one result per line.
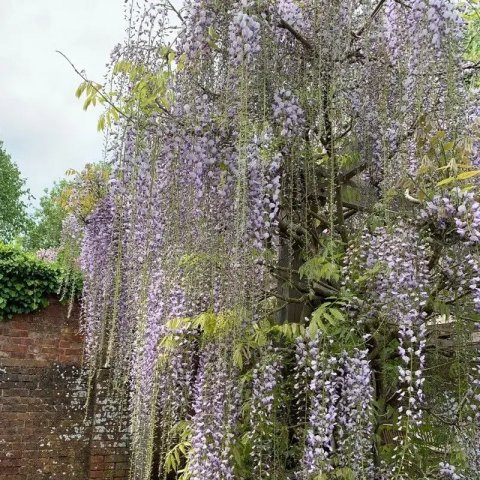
left=0, top=243, right=61, bottom=320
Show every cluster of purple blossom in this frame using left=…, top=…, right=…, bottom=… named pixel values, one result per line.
left=61, top=214, right=83, bottom=245
left=465, top=254, right=480, bottom=313
left=190, top=346, right=239, bottom=480
left=228, top=11, right=261, bottom=66
left=347, top=226, right=429, bottom=429
left=36, top=248, right=58, bottom=263
left=421, top=188, right=480, bottom=244
left=438, top=462, right=463, bottom=480
left=274, top=0, right=310, bottom=36
left=407, top=0, right=463, bottom=71
left=383, top=0, right=405, bottom=64
left=299, top=335, right=338, bottom=476
left=419, top=0, right=463, bottom=50
left=434, top=250, right=480, bottom=313
left=80, top=197, right=116, bottom=365
left=249, top=349, right=282, bottom=477
left=129, top=271, right=166, bottom=480
left=245, top=141, right=283, bottom=250
left=295, top=335, right=374, bottom=478
left=178, top=0, right=214, bottom=60
left=335, top=351, right=375, bottom=476
left=272, top=88, right=305, bottom=138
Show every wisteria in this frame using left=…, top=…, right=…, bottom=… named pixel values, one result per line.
left=300, top=338, right=339, bottom=477
left=249, top=349, right=283, bottom=477
left=335, top=350, right=375, bottom=476
left=228, top=11, right=261, bottom=66
left=272, top=89, right=305, bottom=138
left=295, top=336, right=374, bottom=478
left=347, top=226, right=429, bottom=428
left=70, top=0, right=480, bottom=478
left=439, top=462, right=463, bottom=480
left=36, top=248, right=58, bottom=263
left=190, top=345, right=239, bottom=480
left=421, top=188, right=480, bottom=244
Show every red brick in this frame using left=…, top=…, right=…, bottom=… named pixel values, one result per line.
left=0, top=299, right=130, bottom=478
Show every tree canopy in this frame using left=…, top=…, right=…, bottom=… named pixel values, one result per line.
left=68, top=0, right=480, bottom=479
left=25, top=162, right=110, bottom=252
left=0, top=141, right=29, bottom=242
left=25, top=181, right=69, bottom=251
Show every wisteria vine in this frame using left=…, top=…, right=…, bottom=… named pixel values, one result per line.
left=68, top=0, right=480, bottom=478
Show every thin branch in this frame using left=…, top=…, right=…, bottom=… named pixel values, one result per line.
left=263, top=289, right=312, bottom=304
left=339, top=162, right=368, bottom=183
left=154, top=98, right=174, bottom=117
left=166, top=0, right=185, bottom=24
left=277, top=19, right=313, bottom=51
left=56, top=50, right=132, bottom=123
left=278, top=219, right=309, bottom=243
left=342, top=200, right=370, bottom=212
left=344, top=208, right=358, bottom=221
left=354, top=0, right=387, bottom=38
left=393, top=0, right=412, bottom=8
left=334, top=121, right=353, bottom=142
left=312, top=281, right=339, bottom=297
left=308, top=209, right=329, bottom=226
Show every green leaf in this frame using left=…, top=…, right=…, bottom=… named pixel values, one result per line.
left=75, top=82, right=87, bottom=98
left=437, top=176, right=455, bottom=186
left=97, top=114, right=106, bottom=132
left=457, top=170, right=480, bottom=180
left=233, top=344, right=244, bottom=369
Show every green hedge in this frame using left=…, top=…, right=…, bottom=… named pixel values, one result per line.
left=0, top=244, right=62, bottom=320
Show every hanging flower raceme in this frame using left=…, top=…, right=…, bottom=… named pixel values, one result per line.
left=421, top=188, right=480, bottom=244
left=228, top=10, right=261, bottom=66
left=249, top=348, right=283, bottom=478
left=36, top=248, right=58, bottom=263
left=129, top=270, right=166, bottom=480
left=275, top=0, right=310, bottom=34
left=335, top=350, right=375, bottom=477
left=438, top=462, right=463, bottom=480
left=300, top=336, right=339, bottom=477
left=79, top=196, right=116, bottom=367
left=178, top=0, right=215, bottom=61
left=272, top=88, right=305, bottom=138
left=346, top=226, right=430, bottom=432
left=190, top=345, right=240, bottom=480
left=295, top=334, right=375, bottom=479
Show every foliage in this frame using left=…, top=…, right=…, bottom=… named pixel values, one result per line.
left=59, top=163, right=110, bottom=222
left=25, top=181, right=70, bottom=251
left=26, top=162, right=111, bottom=251
left=0, top=243, right=61, bottom=320
left=0, top=141, right=30, bottom=242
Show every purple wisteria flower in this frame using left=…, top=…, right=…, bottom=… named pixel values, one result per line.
left=273, top=88, right=305, bottom=138
left=296, top=334, right=374, bottom=478
left=190, top=345, right=239, bottom=480
left=249, top=348, right=283, bottom=477
left=228, top=11, right=261, bottom=66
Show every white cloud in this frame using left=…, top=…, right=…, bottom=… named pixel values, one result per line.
left=0, top=0, right=125, bottom=207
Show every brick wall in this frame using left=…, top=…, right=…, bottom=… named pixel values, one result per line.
left=0, top=298, right=130, bottom=480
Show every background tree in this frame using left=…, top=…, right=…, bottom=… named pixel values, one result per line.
left=0, top=141, right=30, bottom=242
left=25, top=181, right=69, bottom=251
left=25, top=162, right=110, bottom=251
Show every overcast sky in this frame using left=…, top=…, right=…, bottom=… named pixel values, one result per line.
left=0, top=1, right=126, bottom=208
